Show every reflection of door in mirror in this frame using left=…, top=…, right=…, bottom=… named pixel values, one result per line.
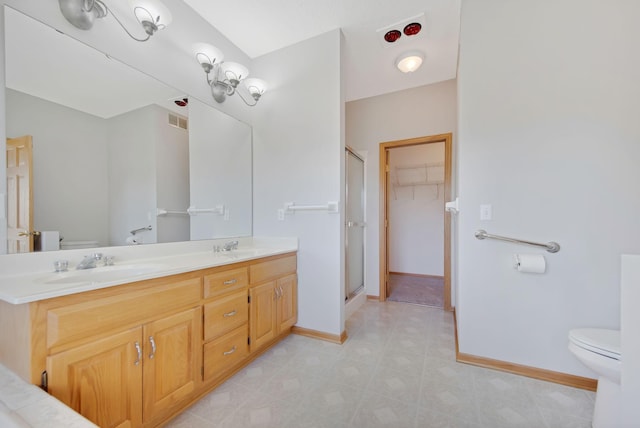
left=6, top=135, right=33, bottom=253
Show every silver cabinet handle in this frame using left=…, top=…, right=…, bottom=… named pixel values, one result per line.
left=278, top=285, right=284, bottom=299
left=134, top=341, right=142, bottom=366
left=223, top=309, right=237, bottom=317
left=149, top=336, right=156, bottom=359
left=274, top=286, right=281, bottom=299
left=223, top=279, right=237, bottom=285
left=223, top=346, right=237, bottom=356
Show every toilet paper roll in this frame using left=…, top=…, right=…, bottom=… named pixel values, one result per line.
left=513, top=254, right=546, bottom=274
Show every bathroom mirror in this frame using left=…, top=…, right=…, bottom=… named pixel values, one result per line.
left=3, top=7, right=253, bottom=252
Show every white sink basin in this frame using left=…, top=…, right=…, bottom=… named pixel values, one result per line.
left=42, top=264, right=167, bottom=285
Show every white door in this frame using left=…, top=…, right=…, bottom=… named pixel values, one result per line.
left=6, top=136, right=34, bottom=253
left=345, top=149, right=365, bottom=300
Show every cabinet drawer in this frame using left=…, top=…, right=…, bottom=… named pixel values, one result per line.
left=46, top=277, right=201, bottom=351
left=249, top=254, right=297, bottom=284
left=203, top=267, right=248, bottom=298
left=203, top=325, right=248, bottom=381
left=203, top=290, right=248, bottom=341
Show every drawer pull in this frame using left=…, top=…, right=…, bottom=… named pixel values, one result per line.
left=134, top=341, right=142, bottom=366
left=223, top=346, right=237, bottom=356
left=149, top=336, right=156, bottom=359
left=223, top=279, right=237, bottom=285
left=223, top=309, right=238, bottom=318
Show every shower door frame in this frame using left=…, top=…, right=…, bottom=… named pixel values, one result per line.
left=379, top=133, right=453, bottom=311
left=345, top=146, right=366, bottom=302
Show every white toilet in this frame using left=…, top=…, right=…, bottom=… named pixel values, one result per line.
left=568, top=328, right=621, bottom=428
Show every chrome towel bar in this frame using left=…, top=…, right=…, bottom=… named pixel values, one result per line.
left=129, top=225, right=152, bottom=235
left=474, top=229, right=560, bottom=253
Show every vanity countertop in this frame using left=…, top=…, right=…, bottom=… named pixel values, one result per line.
left=0, top=237, right=298, bottom=305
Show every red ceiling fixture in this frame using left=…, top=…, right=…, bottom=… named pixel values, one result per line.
left=174, top=98, right=188, bottom=107
left=403, top=22, right=422, bottom=36
left=384, top=29, right=402, bottom=43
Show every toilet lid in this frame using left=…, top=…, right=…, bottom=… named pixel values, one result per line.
left=569, top=328, right=621, bottom=360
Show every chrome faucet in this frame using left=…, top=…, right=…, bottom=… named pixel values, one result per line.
left=76, top=253, right=103, bottom=270
left=222, top=240, right=239, bottom=252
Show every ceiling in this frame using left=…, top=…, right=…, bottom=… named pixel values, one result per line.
left=183, top=0, right=461, bottom=101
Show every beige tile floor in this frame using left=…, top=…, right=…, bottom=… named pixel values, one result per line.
left=167, top=301, right=595, bottom=428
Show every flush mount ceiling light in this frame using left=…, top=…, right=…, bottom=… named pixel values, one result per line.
left=396, top=51, right=425, bottom=73
left=194, top=43, right=267, bottom=106
left=58, top=0, right=172, bottom=42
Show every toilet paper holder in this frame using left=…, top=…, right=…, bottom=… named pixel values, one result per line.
left=475, top=229, right=560, bottom=253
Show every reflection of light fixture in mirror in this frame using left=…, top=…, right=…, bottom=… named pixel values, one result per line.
left=194, top=43, right=268, bottom=106
left=396, top=51, right=425, bottom=73
left=58, top=0, right=172, bottom=42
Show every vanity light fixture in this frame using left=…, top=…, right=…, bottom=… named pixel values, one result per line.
left=194, top=42, right=268, bottom=106
left=396, top=51, right=425, bottom=73
left=58, top=0, right=172, bottom=42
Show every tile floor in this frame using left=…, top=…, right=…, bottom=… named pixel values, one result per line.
left=167, top=301, right=595, bottom=428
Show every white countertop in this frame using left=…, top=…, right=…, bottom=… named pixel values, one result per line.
left=0, top=237, right=298, bottom=304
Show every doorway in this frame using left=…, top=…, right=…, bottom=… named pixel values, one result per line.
left=379, top=133, right=452, bottom=311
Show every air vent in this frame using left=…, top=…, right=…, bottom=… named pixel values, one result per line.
left=168, top=113, right=188, bottom=130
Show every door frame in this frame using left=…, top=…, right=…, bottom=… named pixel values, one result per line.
left=345, top=146, right=366, bottom=302
left=379, top=133, right=452, bottom=311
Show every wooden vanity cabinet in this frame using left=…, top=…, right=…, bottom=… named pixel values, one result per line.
left=39, top=274, right=202, bottom=428
left=47, top=327, right=144, bottom=427
left=249, top=255, right=298, bottom=352
left=6, top=251, right=297, bottom=428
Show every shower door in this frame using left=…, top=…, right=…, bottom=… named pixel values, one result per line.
left=345, top=148, right=365, bottom=301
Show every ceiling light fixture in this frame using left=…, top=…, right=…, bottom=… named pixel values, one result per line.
left=58, top=0, right=172, bottom=42
left=396, top=51, right=425, bottom=73
left=194, top=43, right=267, bottom=106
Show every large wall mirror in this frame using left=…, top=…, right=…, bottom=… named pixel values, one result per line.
left=4, top=6, right=252, bottom=253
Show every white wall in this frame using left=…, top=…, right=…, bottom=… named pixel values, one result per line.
left=6, top=89, right=110, bottom=245
left=457, top=0, right=640, bottom=377
left=154, top=106, right=190, bottom=244
left=188, top=98, right=252, bottom=240
left=108, top=106, right=158, bottom=246
left=346, top=79, right=457, bottom=296
left=251, top=30, right=344, bottom=335
left=388, top=143, right=444, bottom=276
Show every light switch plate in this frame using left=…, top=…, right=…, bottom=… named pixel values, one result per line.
left=277, top=209, right=285, bottom=221
left=480, top=204, right=492, bottom=220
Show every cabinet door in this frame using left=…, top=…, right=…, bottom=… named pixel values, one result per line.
left=277, top=274, right=298, bottom=332
left=249, top=281, right=277, bottom=351
left=142, top=307, right=201, bottom=422
left=47, top=327, right=143, bottom=428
